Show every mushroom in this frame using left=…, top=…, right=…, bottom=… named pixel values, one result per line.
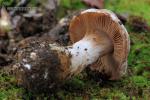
left=68, top=9, right=130, bottom=80
left=50, top=8, right=130, bottom=80
left=14, top=9, right=130, bottom=93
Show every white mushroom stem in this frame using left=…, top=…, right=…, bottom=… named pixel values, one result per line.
left=50, top=33, right=113, bottom=75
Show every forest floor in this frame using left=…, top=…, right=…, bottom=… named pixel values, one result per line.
left=0, top=0, right=150, bottom=100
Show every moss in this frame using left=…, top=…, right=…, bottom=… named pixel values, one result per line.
left=60, top=0, right=86, bottom=10
left=57, top=0, right=87, bottom=18
left=0, top=71, right=23, bottom=100
left=143, top=71, right=150, bottom=78
left=130, top=76, right=150, bottom=88
left=128, top=33, right=150, bottom=72
left=107, top=90, right=129, bottom=100
left=0, top=88, right=23, bottom=100
left=0, top=0, right=14, bottom=6
left=105, top=0, right=150, bottom=25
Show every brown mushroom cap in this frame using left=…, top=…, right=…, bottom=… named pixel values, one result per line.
left=69, top=9, right=130, bottom=80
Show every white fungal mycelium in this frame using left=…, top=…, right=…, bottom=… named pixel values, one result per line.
left=44, top=72, right=48, bottom=79
left=44, top=69, right=48, bottom=79
left=24, top=64, right=31, bottom=70
left=30, top=52, right=37, bottom=60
